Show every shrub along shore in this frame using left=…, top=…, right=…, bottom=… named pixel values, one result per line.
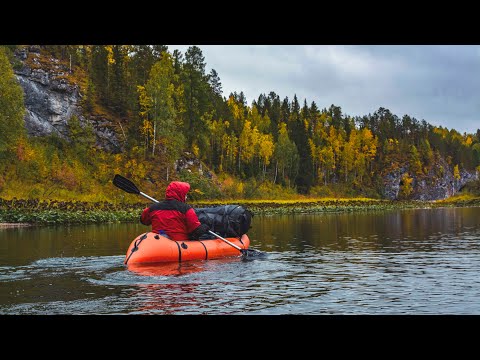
left=1, top=196, right=480, bottom=226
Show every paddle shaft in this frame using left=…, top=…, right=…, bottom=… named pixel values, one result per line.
left=140, top=191, right=159, bottom=203
left=208, top=230, right=243, bottom=251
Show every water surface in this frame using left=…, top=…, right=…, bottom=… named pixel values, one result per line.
left=1, top=207, right=479, bottom=314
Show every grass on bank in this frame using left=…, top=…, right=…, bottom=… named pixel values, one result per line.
left=435, top=192, right=480, bottom=205
left=1, top=195, right=474, bottom=226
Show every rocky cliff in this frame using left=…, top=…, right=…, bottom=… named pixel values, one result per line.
left=383, top=156, right=478, bottom=200
left=13, top=46, right=121, bottom=152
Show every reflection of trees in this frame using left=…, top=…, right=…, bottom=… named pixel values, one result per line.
left=250, top=208, right=480, bottom=253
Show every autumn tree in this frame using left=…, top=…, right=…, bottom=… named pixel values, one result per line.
left=453, top=164, right=460, bottom=181
left=273, top=123, right=299, bottom=186
left=257, top=133, right=274, bottom=179
left=239, top=120, right=259, bottom=175
left=144, top=52, right=185, bottom=179
left=409, top=145, right=423, bottom=176
left=399, top=172, right=414, bottom=199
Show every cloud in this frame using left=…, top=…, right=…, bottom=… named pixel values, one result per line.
left=169, top=45, right=480, bottom=134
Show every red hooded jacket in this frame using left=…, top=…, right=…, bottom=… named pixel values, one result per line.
left=140, top=181, right=207, bottom=240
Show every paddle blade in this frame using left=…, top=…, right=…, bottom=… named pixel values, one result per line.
left=113, top=174, right=140, bottom=195
left=241, top=248, right=266, bottom=260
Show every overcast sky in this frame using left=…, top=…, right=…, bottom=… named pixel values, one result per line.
left=169, top=45, right=480, bottom=135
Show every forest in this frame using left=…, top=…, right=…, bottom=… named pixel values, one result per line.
left=1, top=45, right=480, bottom=203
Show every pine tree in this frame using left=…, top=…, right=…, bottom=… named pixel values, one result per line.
left=182, top=46, right=211, bottom=149
left=290, top=95, right=313, bottom=193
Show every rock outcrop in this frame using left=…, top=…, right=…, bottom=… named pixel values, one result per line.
left=383, top=156, right=478, bottom=200
left=175, top=152, right=213, bottom=179
left=13, top=46, right=121, bottom=152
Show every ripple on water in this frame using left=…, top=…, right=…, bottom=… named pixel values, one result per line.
left=2, top=208, right=480, bottom=314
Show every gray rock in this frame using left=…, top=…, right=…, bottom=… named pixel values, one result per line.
left=28, top=45, right=41, bottom=53
left=18, top=49, right=28, bottom=60
left=383, top=157, right=477, bottom=201
left=13, top=47, right=122, bottom=152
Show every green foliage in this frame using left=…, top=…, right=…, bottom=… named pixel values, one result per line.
left=310, top=185, right=334, bottom=197
left=177, top=169, right=223, bottom=200
left=182, top=46, right=212, bottom=150
left=0, top=46, right=26, bottom=155
left=409, top=145, right=423, bottom=176
left=67, top=115, right=95, bottom=149
left=85, top=79, right=96, bottom=112
left=0, top=198, right=143, bottom=224
left=460, top=179, right=480, bottom=196
left=437, top=165, right=445, bottom=178
left=274, top=122, right=299, bottom=187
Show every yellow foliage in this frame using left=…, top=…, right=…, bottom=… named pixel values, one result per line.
left=141, top=119, right=153, bottom=138
left=218, top=174, right=245, bottom=198
left=236, top=182, right=244, bottom=196
left=192, top=143, right=200, bottom=157
left=465, top=136, right=473, bottom=146
left=227, top=95, right=243, bottom=120
left=16, top=140, right=35, bottom=162
left=399, top=172, right=413, bottom=198
left=453, top=164, right=460, bottom=180
left=105, top=45, right=115, bottom=65
left=258, top=133, right=274, bottom=166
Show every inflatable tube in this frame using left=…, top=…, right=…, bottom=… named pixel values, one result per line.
left=125, top=232, right=250, bottom=265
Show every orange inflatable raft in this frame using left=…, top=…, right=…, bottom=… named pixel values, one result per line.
left=124, top=232, right=250, bottom=265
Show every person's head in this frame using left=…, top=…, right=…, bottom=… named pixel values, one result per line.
left=165, top=181, right=190, bottom=202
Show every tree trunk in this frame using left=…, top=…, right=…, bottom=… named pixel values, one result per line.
left=152, top=121, right=156, bottom=157
left=238, top=148, right=241, bottom=172
left=274, top=161, right=278, bottom=184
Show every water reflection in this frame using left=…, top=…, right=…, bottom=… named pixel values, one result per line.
left=127, top=262, right=205, bottom=277
left=131, top=283, right=201, bottom=314
left=0, top=223, right=142, bottom=266
left=250, top=207, right=480, bottom=254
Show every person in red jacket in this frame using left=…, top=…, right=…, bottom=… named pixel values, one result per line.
left=140, top=181, right=209, bottom=240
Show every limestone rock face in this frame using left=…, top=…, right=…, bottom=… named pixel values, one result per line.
left=13, top=47, right=121, bottom=152
left=383, top=156, right=477, bottom=200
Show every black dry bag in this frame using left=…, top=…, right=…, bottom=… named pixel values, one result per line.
left=194, top=205, right=253, bottom=238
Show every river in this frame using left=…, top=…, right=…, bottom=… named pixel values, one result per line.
left=1, top=207, right=480, bottom=314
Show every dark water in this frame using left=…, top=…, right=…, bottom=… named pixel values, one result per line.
left=1, top=207, right=480, bottom=314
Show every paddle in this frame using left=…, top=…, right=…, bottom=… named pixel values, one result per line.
left=112, top=174, right=264, bottom=258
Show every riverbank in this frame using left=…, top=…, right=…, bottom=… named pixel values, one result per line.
left=1, top=196, right=480, bottom=226
left=0, top=223, right=32, bottom=228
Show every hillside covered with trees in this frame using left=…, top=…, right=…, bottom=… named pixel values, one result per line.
left=1, top=45, right=479, bottom=203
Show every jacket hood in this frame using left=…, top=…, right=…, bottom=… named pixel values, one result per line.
left=165, top=181, right=190, bottom=202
